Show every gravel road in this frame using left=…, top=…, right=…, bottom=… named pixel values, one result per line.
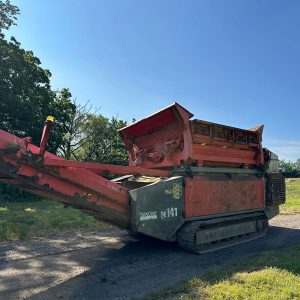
left=1, top=214, right=300, bottom=300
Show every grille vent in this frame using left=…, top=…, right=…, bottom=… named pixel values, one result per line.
left=265, top=173, right=286, bottom=206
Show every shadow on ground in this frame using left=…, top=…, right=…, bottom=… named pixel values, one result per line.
left=0, top=224, right=297, bottom=300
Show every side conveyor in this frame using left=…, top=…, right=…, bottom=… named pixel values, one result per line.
left=0, top=129, right=131, bottom=228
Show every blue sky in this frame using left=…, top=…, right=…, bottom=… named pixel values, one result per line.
left=7, top=0, right=300, bottom=161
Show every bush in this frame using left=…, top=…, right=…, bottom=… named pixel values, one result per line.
left=0, top=184, right=41, bottom=202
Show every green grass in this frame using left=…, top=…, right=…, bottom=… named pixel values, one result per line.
left=143, top=244, right=300, bottom=300
left=280, top=178, right=300, bottom=214
left=0, top=200, right=111, bottom=242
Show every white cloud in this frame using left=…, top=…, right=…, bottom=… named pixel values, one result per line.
left=264, top=139, right=300, bottom=162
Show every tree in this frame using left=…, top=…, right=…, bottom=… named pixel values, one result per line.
left=279, top=160, right=300, bottom=178
left=74, top=114, right=128, bottom=165
left=0, top=0, right=19, bottom=32
left=57, top=100, right=95, bottom=160
left=49, top=88, right=77, bottom=153
left=0, top=1, right=75, bottom=153
left=296, top=159, right=300, bottom=170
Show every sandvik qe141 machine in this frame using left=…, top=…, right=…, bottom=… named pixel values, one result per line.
left=0, top=103, right=285, bottom=253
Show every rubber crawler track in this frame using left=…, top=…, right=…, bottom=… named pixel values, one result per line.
left=177, top=212, right=268, bottom=254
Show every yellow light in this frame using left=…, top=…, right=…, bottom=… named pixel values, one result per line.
left=46, top=116, right=55, bottom=122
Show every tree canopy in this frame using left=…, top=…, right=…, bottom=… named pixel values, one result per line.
left=0, top=0, right=19, bottom=31
left=57, top=102, right=128, bottom=164
left=0, top=1, right=77, bottom=152
left=279, top=159, right=300, bottom=178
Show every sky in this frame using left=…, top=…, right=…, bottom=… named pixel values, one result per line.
left=7, top=0, right=300, bottom=161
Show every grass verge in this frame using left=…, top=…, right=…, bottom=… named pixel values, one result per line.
left=0, top=200, right=111, bottom=242
left=281, top=178, right=300, bottom=214
left=143, top=244, right=300, bottom=300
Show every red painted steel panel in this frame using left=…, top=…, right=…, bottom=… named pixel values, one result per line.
left=121, top=108, right=177, bottom=137
left=119, top=103, right=194, bottom=168
left=184, top=177, right=265, bottom=218
left=127, top=121, right=190, bottom=168
left=44, top=158, right=170, bottom=177
left=119, top=103, right=193, bottom=139
left=119, top=103, right=264, bottom=168
left=191, top=144, right=260, bottom=165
